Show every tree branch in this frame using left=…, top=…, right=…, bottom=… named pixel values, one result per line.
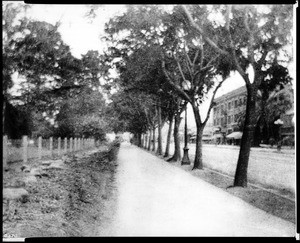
left=257, top=49, right=269, bottom=69
left=243, top=9, right=256, bottom=67
left=224, top=11, right=248, bottom=82
left=174, top=53, right=187, bottom=82
left=183, top=45, right=193, bottom=67
left=225, top=5, right=232, bottom=31
left=192, top=49, right=199, bottom=66
left=184, top=55, right=194, bottom=82
left=203, top=79, right=225, bottom=125
left=43, top=84, right=86, bottom=95
left=161, top=60, right=192, bottom=103
left=179, top=100, right=188, bottom=115
left=199, top=38, right=204, bottom=68
left=182, top=5, right=229, bottom=56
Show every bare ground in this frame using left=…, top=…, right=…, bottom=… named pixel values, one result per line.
left=2, top=144, right=119, bottom=238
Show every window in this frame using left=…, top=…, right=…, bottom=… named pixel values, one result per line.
left=239, top=98, right=242, bottom=106
left=228, top=116, right=231, bottom=124
left=228, top=102, right=231, bottom=110
left=234, top=114, right=238, bottom=122
left=234, top=100, right=238, bottom=108
left=214, top=119, right=216, bottom=126
left=243, top=97, right=247, bottom=104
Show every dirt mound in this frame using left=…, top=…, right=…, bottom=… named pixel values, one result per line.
left=3, top=143, right=120, bottom=238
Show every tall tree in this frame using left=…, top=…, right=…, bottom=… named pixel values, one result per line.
left=55, top=87, right=108, bottom=140
left=254, top=61, right=292, bottom=145
left=3, top=3, right=85, bottom=136
left=103, top=5, right=229, bottom=165
left=182, top=4, right=293, bottom=186
left=108, top=91, right=152, bottom=146
left=159, top=6, right=229, bottom=168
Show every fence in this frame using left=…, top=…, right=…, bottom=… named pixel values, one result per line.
left=3, top=135, right=96, bottom=168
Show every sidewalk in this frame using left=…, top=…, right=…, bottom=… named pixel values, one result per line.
left=112, top=143, right=295, bottom=237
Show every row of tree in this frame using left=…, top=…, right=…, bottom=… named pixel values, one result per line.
left=98, top=4, right=293, bottom=187
left=3, top=3, right=293, bottom=188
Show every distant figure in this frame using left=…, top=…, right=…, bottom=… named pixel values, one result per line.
left=277, top=140, right=282, bottom=152
left=130, top=138, right=133, bottom=145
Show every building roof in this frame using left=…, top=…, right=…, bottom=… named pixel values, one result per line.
left=215, top=86, right=247, bottom=103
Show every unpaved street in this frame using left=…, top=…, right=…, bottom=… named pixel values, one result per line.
left=165, top=143, right=295, bottom=197
left=110, top=143, right=295, bottom=237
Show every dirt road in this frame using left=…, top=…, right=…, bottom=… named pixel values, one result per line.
left=164, top=142, right=295, bottom=198
left=110, top=143, right=295, bottom=237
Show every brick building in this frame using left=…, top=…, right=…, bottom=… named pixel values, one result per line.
left=213, top=85, right=247, bottom=137
left=212, top=84, right=294, bottom=145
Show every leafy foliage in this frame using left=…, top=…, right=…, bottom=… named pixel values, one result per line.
left=55, top=89, right=108, bottom=140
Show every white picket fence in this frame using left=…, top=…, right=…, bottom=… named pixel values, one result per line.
left=2, top=135, right=96, bottom=168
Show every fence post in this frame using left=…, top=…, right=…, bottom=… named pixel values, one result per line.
left=58, top=137, right=61, bottom=156
left=64, top=138, right=67, bottom=154
left=49, top=137, right=53, bottom=158
left=38, top=136, right=42, bottom=160
left=74, top=138, right=77, bottom=151
left=22, top=135, right=28, bottom=163
left=70, top=137, right=73, bottom=152
left=3, top=135, right=8, bottom=169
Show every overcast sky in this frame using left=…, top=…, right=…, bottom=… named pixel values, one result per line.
left=25, top=4, right=126, bottom=58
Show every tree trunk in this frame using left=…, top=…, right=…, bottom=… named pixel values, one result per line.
left=167, top=113, right=181, bottom=162
left=138, top=133, right=142, bottom=147
left=148, top=129, right=152, bottom=151
left=3, top=100, right=6, bottom=134
left=144, top=133, right=148, bottom=149
left=164, top=115, right=173, bottom=157
left=191, top=105, right=205, bottom=170
left=152, top=126, right=156, bottom=151
left=157, top=105, right=163, bottom=155
left=140, top=134, right=143, bottom=147
left=234, top=84, right=257, bottom=187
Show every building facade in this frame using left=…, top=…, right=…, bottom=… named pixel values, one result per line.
left=212, top=86, right=247, bottom=136
left=212, top=84, right=294, bottom=146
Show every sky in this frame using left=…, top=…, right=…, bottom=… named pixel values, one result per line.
left=25, top=4, right=126, bottom=58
